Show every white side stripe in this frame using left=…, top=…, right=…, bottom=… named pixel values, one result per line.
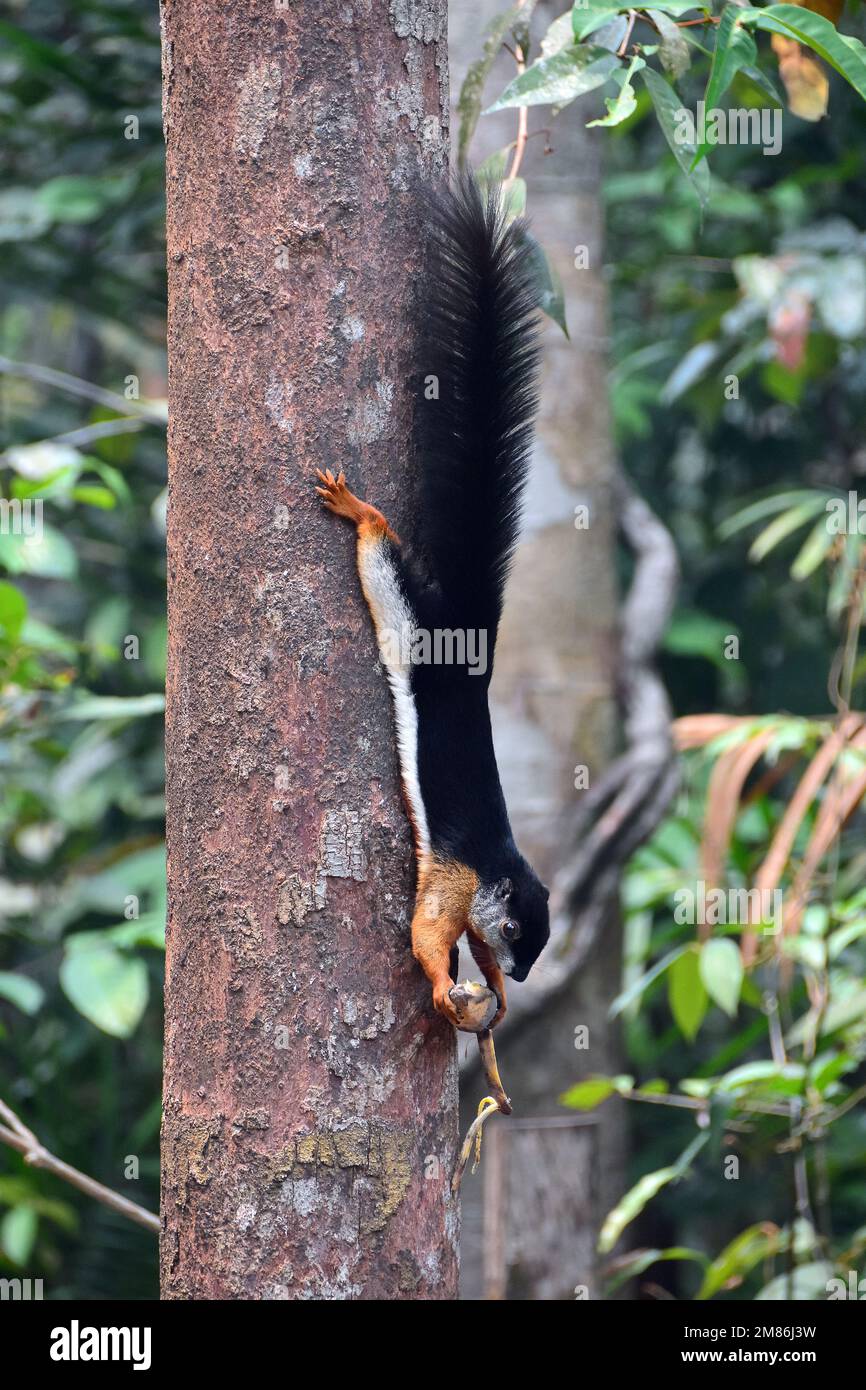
left=356, top=536, right=430, bottom=858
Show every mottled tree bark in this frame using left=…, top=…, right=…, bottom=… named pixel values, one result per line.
left=449, top=0, right=625, bottom=1300
left=159, top=0, right=457, bottom=1300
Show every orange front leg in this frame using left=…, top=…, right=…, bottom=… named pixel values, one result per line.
left=410, top=903, right=465, bottom=1028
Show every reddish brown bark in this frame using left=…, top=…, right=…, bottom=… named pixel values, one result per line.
left=159, top=0, right=456, bottom=1300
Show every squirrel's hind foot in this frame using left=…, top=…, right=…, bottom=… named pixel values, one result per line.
left=315, top=470, right=399, bottom=543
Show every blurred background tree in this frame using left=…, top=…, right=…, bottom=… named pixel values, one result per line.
left=0, top=0, right=166, bottom=1298
left=1, top=0, right=865, bottom=1300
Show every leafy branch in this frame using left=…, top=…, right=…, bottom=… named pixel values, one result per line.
left=0, top=1097, right=159, bottom=1235
left=464, top=2, right=866, bottom=214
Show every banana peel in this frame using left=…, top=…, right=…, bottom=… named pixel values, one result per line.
left=448, top=979, right=512, bottom=1194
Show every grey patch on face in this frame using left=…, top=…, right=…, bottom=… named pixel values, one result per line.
left=468, top=883, right=514, bottom=973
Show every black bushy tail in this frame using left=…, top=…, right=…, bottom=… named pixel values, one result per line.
left=413, top=175, right=541, bottom=641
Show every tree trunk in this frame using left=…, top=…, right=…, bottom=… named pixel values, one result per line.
left=159, top=0, right=457, bottom=1301
left=449, top=0, right=626, bottom=1300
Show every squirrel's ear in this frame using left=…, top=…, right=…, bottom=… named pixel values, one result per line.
left=495, top=877, right=513, bottom=901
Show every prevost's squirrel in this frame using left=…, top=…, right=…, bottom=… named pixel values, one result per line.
left=317, top=175, right=550, bottom=1029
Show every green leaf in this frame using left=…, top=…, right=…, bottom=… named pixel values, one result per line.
left=1, top=1205, right=38, bottom=1265
left=640, top=66, right=710, bottom=209
left=487, top=44, right=621, bottom=113
left=669, top=946, right=708, bottom=1040
left=0, top=971, right=44, bottom=1015
left=717, top=1060, right=805, bottom=1093
left=606, top=1245, right=707, bottom=1293
left=59, top=941, right=148, bottom=1038
left=517, top=228, right=569, bottom=336
left=54, top=693, right=165, bottom=722
left=789, top=988, right=866, bottom=1043
left=718, top=489, right=831, bottom=539
left=661, top=340, right=720, bottom=402
left=4, top=440, right=82, bottom=482
left=544, top=10, right=579, bottom=55
left=74, top=844, right=166, bottom=914
left=649, top=10, right=691, bottom=80
left=20, top=617, right=76, bottom=658
left=35, top=175, right=130, bottom=225
left=680, top=1077, right=713, bottom=1098
left=104, top=913, right=165, bottom=951
left=610, top=944, right=689, bottom=1017
left=664, top=609, right=738, bottom=669
left=699, top=938, right=743, bottom=1017
left=600, top=1167, right=681, bottom=1253
left=83, top=457, right=133, bottom=506
left=695, top=5, right=758, bottom=164
left=566, top=1074, right=633, bottom=1107
left=747, top=498, right=829, bottom=563
left=560, top=1077, right=617, bottom=1109
left=574, top=0, right=706, bottom=16
left=697, top=1222, right=783, bottom=1300
left=828, top=918, right=866, bottom=959
left=0, top=582, right=27, bottom=643
left=782, top=934, right=827, bottom=971
left=573, top=9, right=626, bottom=42
left=599, top=1131, right=708, bottom=1253
left=0, top=524, right=77, bottom=579
left=790, top=516, right=836, bottom=580
left=809, top=1049, right=858, bottom=1091
left=742, top=5, right=866, bottom=102
left=71, top=484, right=117, bottom=510
left=740, top=62, right=784, bottom=107
left=587, top=55, right=645, bottom=127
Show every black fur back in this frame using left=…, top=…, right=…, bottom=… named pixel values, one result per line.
left=412, top=176, right=541, bottom=645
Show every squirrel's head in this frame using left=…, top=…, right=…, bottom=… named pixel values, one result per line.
left=469, top=855, right=550, bottom=983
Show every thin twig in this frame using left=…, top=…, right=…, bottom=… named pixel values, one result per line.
left=502, top=0, right=532, bottom=186
left=618, top=10, right=637, bottom=57
left=619, top=1087, right=791, bottom=1119
left=0, top=1097, right=159, bottom=1234
left=0, top=355, right=166, bottom=427
left=44, top=418, right=146, bottom=449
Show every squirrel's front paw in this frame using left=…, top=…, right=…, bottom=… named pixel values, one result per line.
left=432, top=981, right=461, bottom=1028
left=315, top=468, right=349, bottom=513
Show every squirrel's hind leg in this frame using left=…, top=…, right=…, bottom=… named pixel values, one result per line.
left=316, top=469, right=431, bottom=859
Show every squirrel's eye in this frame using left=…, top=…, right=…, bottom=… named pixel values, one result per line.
left=500, top=920, right=521, bottom=943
